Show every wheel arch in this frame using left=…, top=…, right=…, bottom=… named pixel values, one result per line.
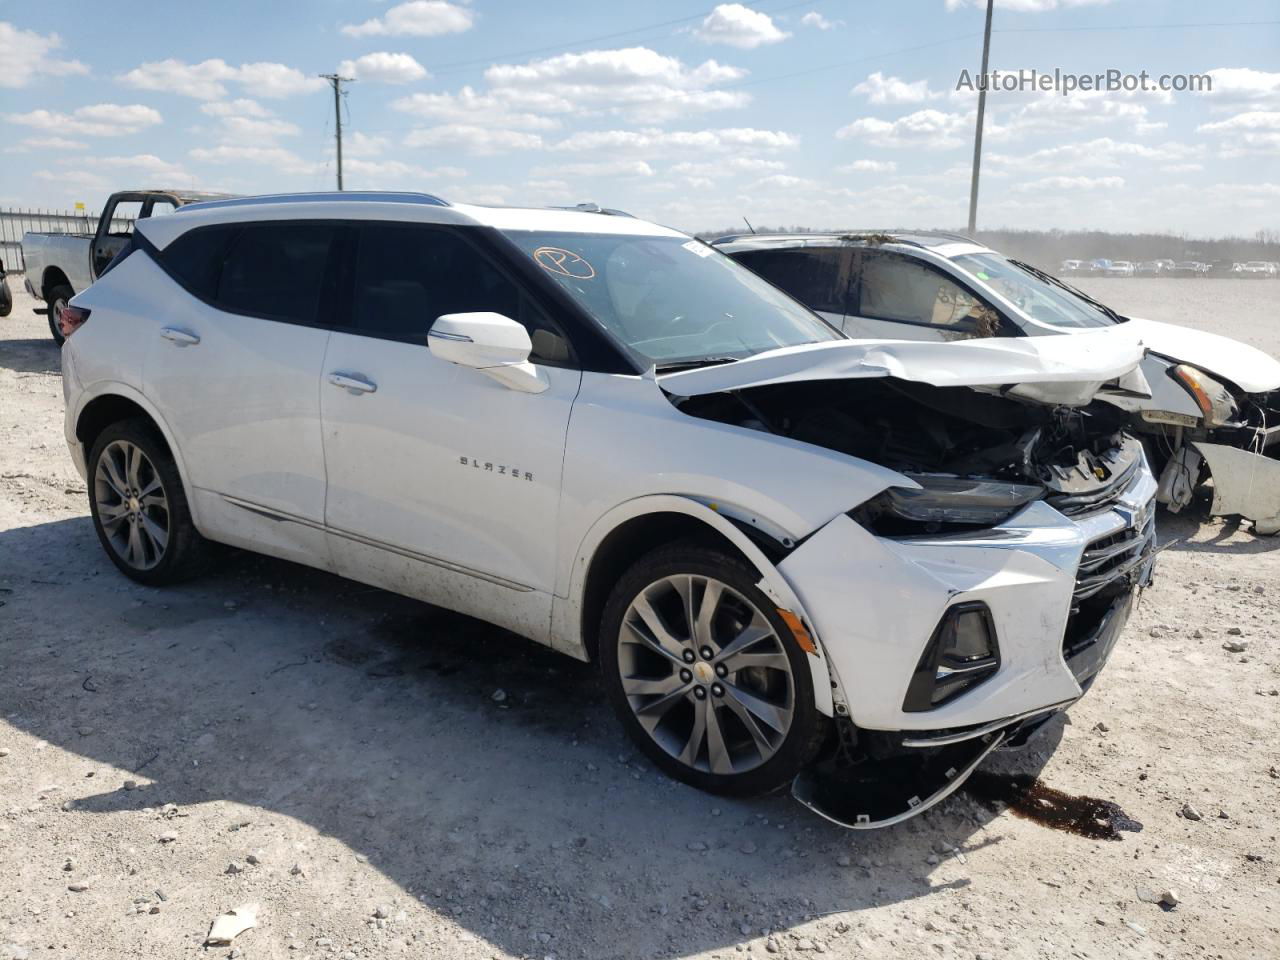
left=73, top=385, right=203, bottom=530
left=552, top=495, right=837, bottom=717
left=41, top=266, right=71, bottom=299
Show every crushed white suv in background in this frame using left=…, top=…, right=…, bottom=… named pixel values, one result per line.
left=719, top=232, right=1280, bottom=534
left=59, top=193, right=1157, bottom=827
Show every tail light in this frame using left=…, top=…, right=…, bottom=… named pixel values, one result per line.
left=59, top=305, right=90, bottom=338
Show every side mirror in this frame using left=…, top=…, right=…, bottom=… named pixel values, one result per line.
left=427, top=312, right=548, bottom=394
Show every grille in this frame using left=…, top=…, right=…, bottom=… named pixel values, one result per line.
left=1073, top=511, right=1155, bottom=604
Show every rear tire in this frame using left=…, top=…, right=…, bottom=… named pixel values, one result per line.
left=0, top=276, right=12, bottom=318
left=46, top=283, right=72, bottom=345
left=87, top=419, right=210, bottom=585
left=599, top=541, right=828, bottom=797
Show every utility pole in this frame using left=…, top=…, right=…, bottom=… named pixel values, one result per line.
left=319, top=73, right=355, bottom=191
left=966, top=0, right=994, bottom=235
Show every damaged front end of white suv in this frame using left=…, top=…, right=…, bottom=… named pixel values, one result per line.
left=660, top=333, right=1158, bottom=828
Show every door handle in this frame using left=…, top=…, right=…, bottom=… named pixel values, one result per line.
left=328, top=372, right=377, bottom=395
left=160, top=327, right=200, bottom=347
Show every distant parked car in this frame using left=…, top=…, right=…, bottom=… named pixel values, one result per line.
left=1088, top=258, right=1112, bottom=273
left=1103, top=261, right=1136, bottom=277
left=1059, top=259, right=1085, bottom=275
left=1136, top=259, right=1174, bottom=276
left=1240, top=261, right=1277, bottom=278
left=1171, top=261, right=1209, bottom=277
left=21, top=188, right=233, bottom=343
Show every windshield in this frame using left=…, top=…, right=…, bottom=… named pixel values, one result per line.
left=502, top=230, right=841, bottom=366
left=950, top=251, right=1115, bottom=329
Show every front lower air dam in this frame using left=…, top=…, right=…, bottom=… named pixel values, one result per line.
left=792, top=730, right=1006, bottom=829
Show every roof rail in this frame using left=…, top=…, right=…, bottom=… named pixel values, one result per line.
left=548, top=202, right=635, bottom=218
left=178, top=191, right=450, bottom=212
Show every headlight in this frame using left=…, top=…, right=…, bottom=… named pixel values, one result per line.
left=1169, top=364, right=1238, bottom=427
left=854, top=474, right=1045, bottom=535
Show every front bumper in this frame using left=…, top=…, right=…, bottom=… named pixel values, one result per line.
left=793, top=588, right=1137, bottom=829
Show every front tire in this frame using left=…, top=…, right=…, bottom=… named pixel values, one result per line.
left=87, top=419, right=210, bottom=585
left=46, top=283, right=73, bottom=344
left=599, top=542, right=827, bottom=797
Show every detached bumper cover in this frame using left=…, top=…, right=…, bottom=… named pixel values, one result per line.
left=1194, top=441, right=1280, bottom=535
left=792, top=586, right=1138, bottom=829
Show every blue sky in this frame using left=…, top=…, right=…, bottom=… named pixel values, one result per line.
left=2, top=0, right=1278, bottom=235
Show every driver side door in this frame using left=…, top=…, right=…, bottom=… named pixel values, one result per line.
left=319, top=222, right=581, bottom=643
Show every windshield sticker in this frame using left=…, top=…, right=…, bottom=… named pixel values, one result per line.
left=533, top=246, right=596, bottom=279
left=682, top=240, right=714, bottom=257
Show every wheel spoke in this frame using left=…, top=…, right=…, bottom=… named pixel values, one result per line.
left=723, top=681, right=792, bottom=735
left=721, top=691, right=777, bottom=760
left=712, top=619, right=775, bottom=666
left=126, top=523, right=144, bottom=567
left=677, top=697, right=708, bottom=766
left=670, top=575, right=699, bottom=644
left=100, top=450, right=128, bottom=498
left=125, top=443, right=143, bottom=489
left=97, top=500, right=129, bottom=523
left=140, top=515, right=168, bottom=553
left=621, top=672, right=684, bottom=698
left=138, top=476, right=163, bottom=498
left=693, top=579, right=723, bottom=648
left=722, top=649, right=790, bottom=673
left=634, top=684, right=691, bottom=728
left=626, top=593, right=687, bottom=663
left=703, top=702, right=733, bottom=775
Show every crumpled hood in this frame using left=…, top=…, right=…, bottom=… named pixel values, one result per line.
left=1119, top=316, right=1280, bottom=394
left=658, top=328, right=1150, bottom=406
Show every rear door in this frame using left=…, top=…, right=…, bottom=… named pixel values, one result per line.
left=143, top=220, right=342, bottom=566
left=843, top=250, right=1003, bottom=342
left=318, top=222, right=581, bottom=639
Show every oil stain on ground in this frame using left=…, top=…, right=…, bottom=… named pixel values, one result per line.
left=966, top=771, right=1143, bottom=840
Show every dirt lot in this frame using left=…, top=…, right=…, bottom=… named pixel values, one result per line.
left=1, top=277, right=1278, bottom=960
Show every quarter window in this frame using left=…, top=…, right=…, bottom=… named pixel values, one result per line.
left=351, top=224, right=569, bottom=363
left=732, top=248, right=853, bottom=316
left=216, top=223, right=339, bottom=325
left=160, top=225, right=239, bottom=301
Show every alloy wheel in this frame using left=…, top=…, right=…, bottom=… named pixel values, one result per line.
left=94, top=439, right=169, bottom=570
left=617, top=574, right=796, bottom=776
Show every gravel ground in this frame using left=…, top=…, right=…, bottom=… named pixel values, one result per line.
left=1, top=277, right=1278, bottom=960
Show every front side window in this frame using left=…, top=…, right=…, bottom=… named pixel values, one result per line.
left=350, top=224, right=569, bottom=363
left=853, top=251, right=1001, bottom=337
left=950, top=252, right=1114, bottom=329
left=106, top=200, right=143, bottom=237
left=501, top=231, right=840, bottom=367
left=216, top=222, right=338, bottom=324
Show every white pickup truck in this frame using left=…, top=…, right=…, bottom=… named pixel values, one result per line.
left=22, top=189, right=230, bottom=342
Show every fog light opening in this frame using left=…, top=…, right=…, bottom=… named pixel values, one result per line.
left=903, top=602, right=1000, bottom=712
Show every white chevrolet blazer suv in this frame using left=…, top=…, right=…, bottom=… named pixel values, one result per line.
left=59, top=192, right=1158, bottom=827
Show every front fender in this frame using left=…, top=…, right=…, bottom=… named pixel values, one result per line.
left=551, top=494, right=840, bottom=717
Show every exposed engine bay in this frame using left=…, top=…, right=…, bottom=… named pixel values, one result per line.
left=674, top=377, right=1141, bottom=519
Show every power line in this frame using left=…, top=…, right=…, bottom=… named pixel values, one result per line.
left=993, top=19, right=1280, bottom=34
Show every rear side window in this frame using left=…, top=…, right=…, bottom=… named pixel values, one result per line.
left=161, top=225, right=239, bottom=301
left=216, top=223, right=338, bottom=325
left=854, top=251, right=1002, bottom=336
left=732, top=248, right=853, bottom=315
left=351, top=223, right=570, bottom=362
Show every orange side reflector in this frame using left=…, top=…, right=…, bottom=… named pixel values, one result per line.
left=777, top=608, right=817, bottom=655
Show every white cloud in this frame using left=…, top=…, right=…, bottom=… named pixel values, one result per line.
left=1198, top=110, right=1280, bottom=157
left=484, top=47, right=748, bottom=121
left=1197, top=68, right=1280, bottom=108
left=1198, top=110, right=1280, bottom=134
left=200, top=98, right=271, bottom=118
left=671, top=157, right=786, bottom=178
left=198, top=99, right=299, bottom=141
left=338, top=52, right=428, bottom=85
left=837, top=109, right=971, bottom=149
left=392, top=87, right=559, bottom=130
left=119, top=58, right=324, bottom=100
left=404, top=125, right=544, bottom=155
left=1011, top=175, right=1125, bottom=193
left=88, top=153, right=193, bottom=184
left=341, top=1, right=474, bottom=38
left=0, top=21, right=89, bottom=88
left=800, top=12, right=840, bottom=30
left=852, top=72, right=940, bottom=105
left=837, top=159, right=898, bottom=173
left=552, top=127, right=798, bottom=153
left=7, top=104, right=163, bottom=137
left=989, top=136, right=1202, bottom=172
left=3, top=136, right=89, bottom=154
left=749, top=174, right=818, bottom=190
left=531, top=160, right=655, bottom=178
left=188, top=144, right=320, bottom=175
left=341, top=157, right=467, bottom=186
left=343, top=132, right=392, bottom=158
left=692, top=4, right=789, bottom=49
